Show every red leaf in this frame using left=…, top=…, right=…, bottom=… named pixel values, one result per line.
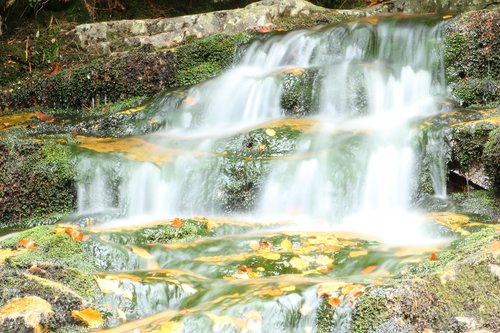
left=429, top=252, right=438, bottom=261
left=257, top=26, right=272, bottom=33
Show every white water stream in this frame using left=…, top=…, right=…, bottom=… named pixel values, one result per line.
left=77, top=17, right=448, bottom=243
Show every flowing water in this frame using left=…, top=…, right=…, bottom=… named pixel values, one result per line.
left=73, top=16, right=457, bottom=332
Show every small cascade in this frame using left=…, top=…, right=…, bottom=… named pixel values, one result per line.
left=77, top=17, right=449, bottom=233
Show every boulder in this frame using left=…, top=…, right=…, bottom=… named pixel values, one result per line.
left=0, top=296, right=53, bottom=333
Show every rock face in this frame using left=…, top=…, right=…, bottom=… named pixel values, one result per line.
left=390, top=0, right=498, bottom=13
left=73, top=0, right=364, bottom=53
left=443, top=9, right=499, bottom=108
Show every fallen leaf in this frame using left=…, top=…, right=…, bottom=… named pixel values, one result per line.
left=328, top=297, right=341, bottom=308
left=280, top=238, right=292, bottom=251
left=361, top=265, right=377, bottom=274
left=279, top=68, right=305, bottom=76
left=51, top=228, right=66, bottom=234
left=258, top=240, right=273, bottom=252
left=35, top=111, right=55, bottom=123
left=65, top=228, right=90, bottom=242
left=17, top=239, right=37, bottom=249
left=258, top=143, right=266, bottom=151
left=265, top=128, right=276, bottom=137
left=43, top=64, right=62, bottom=76
left=172, top=218, right=183, bottom=228
left=341, top=284, right=365, bottom=296
left=290, top=256, right=309, bottom=270
left=429, top=252, right=438, bottom=261
left=349, top=250, right=368, bottom=258
left=257, top=26, right=272, bottom=33
left=442, top=15, right=453, bottom=20
left=72, top=308, right=104, bottom=328
left=29, top=265, right=47, bottom=274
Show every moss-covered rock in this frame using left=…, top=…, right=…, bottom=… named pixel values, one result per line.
left=483, top=127, right=500, bottom=195
left=0, top=139, right=76, bottom=229
left=215, top=125, right=302, bottom=212
left=350, top=228, right=500, bottom=333
left=174, top=33, right=254, bottom=86
left=444, top=9, right=500, bottom=108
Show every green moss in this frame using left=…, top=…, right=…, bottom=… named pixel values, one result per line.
left=281, top=70, right=318, bottom=117
left=0, top=139, right=77, bottom=229
left=174, top=33, right=253, bottom=86
left=0, top=226, right=95, bottom=274
left=483, top=127, right=500, bottom=195
left=102, top=219, right=211, bottom=245
left=449, top=190, right=500, bottom=221
left=449, top=123, right=493, bottom=174
left=315, top=297, right=336, bottom=333
left=350, top=288, right=391, bottom=333
left=444, top=10, right=500, bottom=107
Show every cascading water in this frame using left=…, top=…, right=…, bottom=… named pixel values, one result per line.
left=77, top=17, right=448, bottom=229
left=72, top=15, right=457, bottom=333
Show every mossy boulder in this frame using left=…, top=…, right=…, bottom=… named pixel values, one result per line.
left=350, top=228, right=500, bottom=332
left=444, top=9, right=499, bottom=108
left=483, top=127, right=500, bottom=195
left=0, top=139, right=76, bottom=229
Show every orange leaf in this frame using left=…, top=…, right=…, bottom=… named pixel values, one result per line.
left=257, top=26, right=272, bottom=33
left=17, top=239, right=37, bottom=249
left=429, top=252, right=438, bottom=261
left=442, top=15, right=453, bottom=20
left=65, top=228, right=90, bottom=242
left=328, top=297, right=341, bottom=308
left=35, top=110, right=55, bottom=123
left=72, top=308, right=104, bottom=328
left=361, top=265, right=377, bottom=274
left=29, top=265, right=47, bottom=274
left=172, top=218, right=183, bottom=228
left=43, top=64, right=62, bottom=77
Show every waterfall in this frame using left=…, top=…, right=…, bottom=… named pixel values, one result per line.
left=77, top=16, right=448, bottom=237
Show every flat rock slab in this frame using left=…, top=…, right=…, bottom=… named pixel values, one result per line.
left=74, top=0, right=365, bottom=53
left=0, top=296, right=53, bottom=332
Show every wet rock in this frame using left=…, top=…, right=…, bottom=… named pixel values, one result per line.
left=0, top=296, right=53, bottom=333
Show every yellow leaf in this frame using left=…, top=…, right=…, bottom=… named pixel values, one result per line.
left=51, top=228, right=66, bottom=234
left=262, top=252, right=281, bottom=260
left=256, top=288, right=283, bottom=297
left=290, top=256, right=309, bottom=270
left=71, top=308, right=104, bottom=328
left=129, top=245, right=153, bottom=259
left=280, top=238, right=292, bottom=251
left=152, top=321, right=184, bottom=333
left=442, top=15, right=453, bottom=20
left=281, top=285, right=296, bottom=292
left=317, top=282, right=346, bottom=297
left=265, top=128, right=276, bottom=137
left=349, top=250, right=368, bottom=258
left=258, top=144, right=266, bottom=151
left=341, top=284, right=365, bottom=296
